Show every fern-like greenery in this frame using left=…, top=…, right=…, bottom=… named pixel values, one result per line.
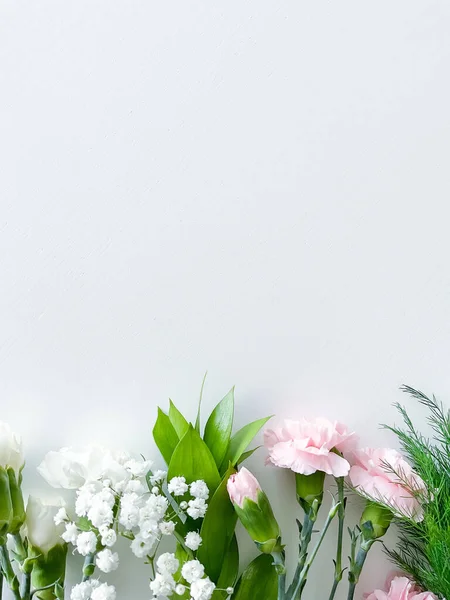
left=384, top=385, right=450, bottom=599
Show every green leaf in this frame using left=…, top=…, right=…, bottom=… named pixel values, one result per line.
left=169, top=400, right=190, bottom=439
left=204, top=387, right=235, bottom=468
left=237, top=446, right=261, bottom=466
left=197, top=467, right=237, bottom=583
left=231, top=554, right=278, bottom=600
left=220, top=416, right=272, bottom=474
left=153, top=407, right=179, bottom=465
left=212, top=535, right=239, bottom=599
left=168, top=425, right=221, bottom=494
left=195, top=371, right=208, bottom=433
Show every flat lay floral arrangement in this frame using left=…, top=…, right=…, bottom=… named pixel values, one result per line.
left=0, top=385, right=448, bottom=600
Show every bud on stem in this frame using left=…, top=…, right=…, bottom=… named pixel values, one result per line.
left=360, top=501, right=393, bottom=541
left=295, top=471, right=325, bottom=513
left=228, top=469, right=282, bottom=554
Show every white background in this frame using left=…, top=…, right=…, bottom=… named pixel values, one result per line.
left=1, top=1, right=450, bottom=598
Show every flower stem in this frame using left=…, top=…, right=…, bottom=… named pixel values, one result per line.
left=286, top=506, right=316, bottom=599
left=0, top=571, right=4, bottom=600
left=13, top=535, right=27, bottom=563
left=81, top=553, right=96, bottom=582
left=291, top=501, right=340, bottom=600
left=0, top=544, right=22, bottom=600
left=347, top=539, right=373, bottom=600
left=271, top=551, right=286, bottom=600
left=12, top=534, right=30, bottom=600
left=328, top=478, right=346, bottom=600
left=19, top=573, right=30, bottom=600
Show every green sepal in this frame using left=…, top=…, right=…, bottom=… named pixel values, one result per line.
left=29, top=543, right=67, bottom=600
left=55, top=582, right=65, bottom=600
left=233, top=490, right=281, bottom=554
left=7, top=467, right=26, bottom=534
left=0, top=467, right=13, bottom=537
left=360, top=501, right=393, bottom=540
left=295, top=471, right=325, bottom=513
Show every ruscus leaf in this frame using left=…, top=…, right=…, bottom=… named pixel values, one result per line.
left=168, top=424, right=221, bottom=494
left=220, top=416, right=272, bottom=474
left=197, top=466, right=237, bottom=583
left=169, top=400, right=190, bottom=439
left=231, top=554, right=278, bottom=600
left=204, top=387, right=235, bottom=468
left=153, top=407, right=179, bottom=465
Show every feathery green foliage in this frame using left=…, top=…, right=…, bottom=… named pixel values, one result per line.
left=384, top=385, right=450, bottom=599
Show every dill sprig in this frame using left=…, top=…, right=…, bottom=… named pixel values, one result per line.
left=383, top=385, right=450, bottom=599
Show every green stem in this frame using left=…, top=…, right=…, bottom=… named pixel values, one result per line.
left=12, top=534, right=30, bottom=600
left=347, top=540, right=373, bottom=600
left=13, top=535, right=27, bottom=563
left=271, top=551, right=286, bottom=600
left=286, top=508, right=316, bottom=598
left=0, top=544, right=22, bottom=600
left=328, top=478, right=346, bottom=600
left=0, top=571, right=4, bottom=600
left=81, top=553, right=96, bottom=582
left=291, top=502, right=340, bottom=600
left=19, top=573, right=30, bottom=600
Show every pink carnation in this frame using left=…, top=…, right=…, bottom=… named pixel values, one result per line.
left=349, top=448, right=426, bottom=521
left=264, top=418, right=356, bottom=477
left=366, top=575, right=436, bottom=600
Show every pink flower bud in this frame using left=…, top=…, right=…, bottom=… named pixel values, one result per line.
left=227, top=468, right=281, bottom=554
left=227, top=468, right=261, bottom=508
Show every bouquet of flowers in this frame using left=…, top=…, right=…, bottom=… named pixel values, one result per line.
left=0, top=383, right=444, bottom=600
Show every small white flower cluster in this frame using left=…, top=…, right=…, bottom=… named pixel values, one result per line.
left=53, top=446, right=215, bottom=600
left=70, top=581, right=116, bottom=600
left=59, top=454, right=152, bottom=599
left=150, top=554, right=216, bottom=600
left=125, top=474, right=209, bottom=561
